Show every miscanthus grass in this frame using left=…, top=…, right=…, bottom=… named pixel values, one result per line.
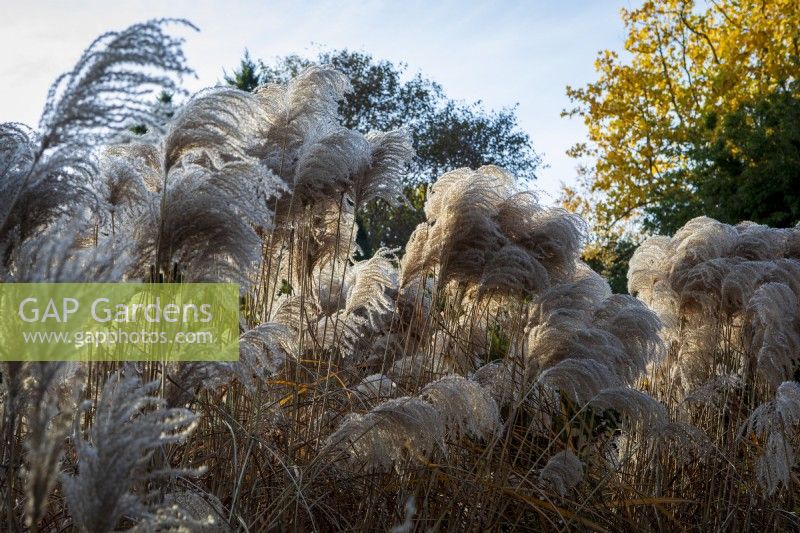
left=2, top=20, right=800, bottom=532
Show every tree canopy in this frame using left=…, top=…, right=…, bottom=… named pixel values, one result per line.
left=687, top=84, right=800, bottom=228
left=565, top=0, right=800, bottom=291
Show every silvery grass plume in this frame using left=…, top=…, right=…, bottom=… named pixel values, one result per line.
left=327, top=375, right=500, bottom=471
left=628, top=216, right=800, bottom=396
left=253, top=67, right=351, bottom=186
left=743, top=282, right=800, bottom=389
left=162, top=320, right=296, bottom=406
left=376, top=274, right=435, bottom=364
left=255, top=69, right=413, bottom=289
left=354, top=130, right=414, bottom=208
left=500, top=259, right=672, bottom=483
left=317, top=248, right=400, bottom=360
left=419, top=375, right=501, bottom=438
left=385, top=351, right=453, bottom=391
left=354, top=374, right=398, bottom=401
left=741, top=381, right=800, bottom=495
left=684, top=374, right=745, bottom=407
left=159, top=491, right=228, bottom=532
left=528, top=274, right=664, bottom=387
left=98, top=145, right=156, bottom=235
left=588, top=387, right=668, bottom=435
left=235, top=322, right=296, bottom=390
left=0, top=19, right=194, bottom=271
left=246, top=69, right=367, bottom=279
left=539, top=449, right=584, bottom=497
left=104, top=87, right=284, bottom=283
left=288, top=126, right=412, bottom=212
left=253, top=67, right=411, bottom=211
left=62, top=367, right=202, bottom=532
left=401, top=166, right=585, bottom=295
left=140, top=157, right=280, bottom=283
left=472, top=359, right=528, bottom=408
left=4, top=217, right=132, bottom=282
left=536, top=359, right=623, bottom=406
left=21, top=363, right=80, bottom=531
left=641, top=421, right=711, bottom=467
left=387, top=165, right=597, bottom=396
left=326, top=396, right=445, bottom=472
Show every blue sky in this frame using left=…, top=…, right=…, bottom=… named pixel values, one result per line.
left=0, top=0, right=636, bottom=202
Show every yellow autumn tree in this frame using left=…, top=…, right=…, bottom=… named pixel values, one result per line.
left=565, top=0, right=800, bottom=289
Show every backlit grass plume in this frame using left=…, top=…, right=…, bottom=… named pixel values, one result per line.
left=0, top=19, right=194, bottom=270
left=629, top=216, right=800, bottom=498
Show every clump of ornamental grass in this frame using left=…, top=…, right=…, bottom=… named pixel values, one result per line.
left=2, top=20, right=799, bottom=533
left=629, top=216, right=800, bottom=515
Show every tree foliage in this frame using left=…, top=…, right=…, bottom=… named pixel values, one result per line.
left=225, top=49, right=540, bottom=253
left=688, top=84, right=800, bottom=228
left=565, top=0, right=800, bottom=291
left=222, top=49, right=262, bottom=92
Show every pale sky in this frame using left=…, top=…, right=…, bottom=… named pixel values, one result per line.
left=0, top=0, right=636, bottom=202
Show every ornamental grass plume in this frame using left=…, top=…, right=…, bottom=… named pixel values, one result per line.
left=61, top=367, right=201, bottom=532
left=0, top=19, right=194, bottom=269
left=630, top=216, right=800, bottom=499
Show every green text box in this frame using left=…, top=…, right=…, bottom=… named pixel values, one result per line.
left=0, top=283, right=240, bottom=361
